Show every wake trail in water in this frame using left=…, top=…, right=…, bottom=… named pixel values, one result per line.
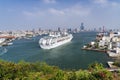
left=0, top=47, right=8, bottom=56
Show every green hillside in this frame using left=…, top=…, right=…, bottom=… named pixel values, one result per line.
left=0, top=60, right=120, bottom=80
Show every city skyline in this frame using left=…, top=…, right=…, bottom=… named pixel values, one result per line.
left=0, top=0, right=120, bottom=30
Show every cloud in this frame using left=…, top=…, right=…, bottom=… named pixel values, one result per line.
left=64, top=5, right=91, bottom=16
left=93, top=0, right=108, bottom=4
left=92, top=0, right=119, bottom=7
left=23, top=4, right=91, bottom=19
left=48, top=8, right=65, bottom=15
left=43, top=0, right=56, bottom=4
left=48, top=5, right=91, bottom=16
left=23, top=11, right=44, bottom=18
left=23, top=11, right=35, bottom=16
left=111, top=2, right=119, bottom=7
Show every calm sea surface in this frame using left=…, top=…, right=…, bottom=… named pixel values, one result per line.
left=0, top=32, right=112, bottom=69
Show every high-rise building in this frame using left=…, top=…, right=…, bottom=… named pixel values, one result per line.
left=94, top=28, right=96, bottom=32
left=67, top=28, right=72, bottom=33
left=99, top=27, right=102, bottom=32
left=58, top=27, right=61, bottom=32
left=80, top=22, right=84, bottom=31
left=39, top=28, right=41, bottom=32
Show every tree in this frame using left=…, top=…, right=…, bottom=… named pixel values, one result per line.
left=67, top=71, right=77, bottom=80
left=76, top=70, right=97, bottom=80
left=88, top=62, right=104, bottom=71
left=113, top=61, right=120, bottom=67
left=88, top=62, right=113, bottom=80
left=49, top=70, right=66, bottom=80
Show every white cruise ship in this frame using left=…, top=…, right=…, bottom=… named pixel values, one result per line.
left=39, top=32, right=73, bottom=49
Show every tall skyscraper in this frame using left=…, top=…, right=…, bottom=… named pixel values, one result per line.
left=80, top=22, right=84, bottom=31
left=39, top=28, right=41, bottom=32
left=58, top=27, right=61, bottom=32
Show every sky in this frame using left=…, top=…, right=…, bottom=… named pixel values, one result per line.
left=0, top=0, right=120, bottom=30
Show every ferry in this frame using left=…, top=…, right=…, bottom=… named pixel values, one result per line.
left=39, top=32, right=73, bottom=49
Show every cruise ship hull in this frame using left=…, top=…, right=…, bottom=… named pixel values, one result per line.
left=39, top=37, right=72, bottom=49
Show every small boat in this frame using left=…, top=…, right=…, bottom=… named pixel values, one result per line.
left=0, top=38, right=6, bottom=44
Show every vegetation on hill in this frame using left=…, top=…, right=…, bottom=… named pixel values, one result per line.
left=113, top=61, right=120, bottom=67
left=0, top=60, right=120, bottom=80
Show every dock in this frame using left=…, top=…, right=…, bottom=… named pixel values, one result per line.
left=107, top=61, right=120, bottom=72
left=107, top=68, right=120, bottom=72
left=0, top=36, right=15, bottom=39
left=107, top=51, right=120, bottom=57
left=81, top=48, right=107, bottom=53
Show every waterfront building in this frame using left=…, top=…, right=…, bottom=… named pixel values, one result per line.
left=96, top=33, right=104, bottom=41
left=84, top=30, right=120, bottom=57
left=97, top=31, right=120, bottom=57
left=73, top=28, right=80, bottom=33
left=99, top=27, right=102, bottom=32
left=67, top=28, right=72, bottom=33
left=98, top=36, right=110, bottom=47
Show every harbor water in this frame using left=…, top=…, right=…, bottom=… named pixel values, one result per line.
left=0, top=32, right=112, bottom=69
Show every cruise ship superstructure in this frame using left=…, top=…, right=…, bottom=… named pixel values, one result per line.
left=39, top=32, right=73, bottom=49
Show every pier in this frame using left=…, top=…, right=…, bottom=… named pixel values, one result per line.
left=107, top=61, right=120, bottom=72
left=107, top=51, right=120, bottom=57
left=81, top=48, right=107, bottom=53
left=106, top=68, right=120, bottom=72
left=0, top=36, right=15, bottom=39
